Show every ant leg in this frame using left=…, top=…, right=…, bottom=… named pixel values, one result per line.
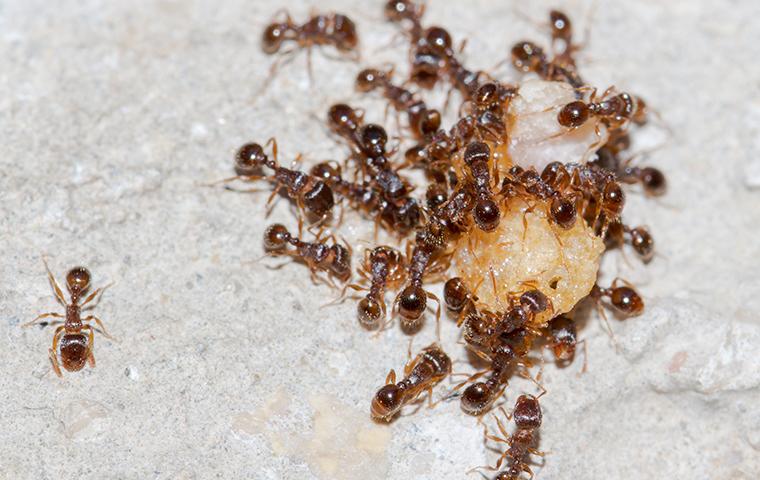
left=48, top=326, right=65, bottom=377
left=385, top=369, right=397, bottom=385
left=427, top=291, right=442, bottom=341
left=594, top=299, right=620, bottom=351
left=259, top=48, right=299, bottom=95
left=81, top=282, right=113, bottom=309
left=82, top=325, right=96, bottom=368
left=82, top=315, right=114, bottom=340
left=306, top=46, right=315, bottom=86
left=23, top=312, right=64, bottom=328
left=42, top=258, right=67, bottom=306
left=576, top=339, right=589, bottom=376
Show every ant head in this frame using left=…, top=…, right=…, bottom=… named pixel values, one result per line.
left=359, top=124, right=388, bottom=157
left=511, top=41, right=545, bottom=72
left=495, top=470, right=521, bottom=480
left=371, top=383, right=402, bottom=420
left=417, top=109, right=441, bottom=138
left=550, top=196, right=577, bottom=229
left=629, top=226, right=655, bottom=261
left=261, top=23, right=287, bottom=54
left=461, top=381, right=493, bottom=415
left=302, top=182, right=335, bottom=218
left=513, top=394, right=543, bottom=429
left=602, top=181, right=625, bottom=216
left=356, top=68, right=384, bottom=92
left=235, top=143, right=267, bottom=175
left=332, top=14, right=358, bottom=51
left=310, top=162, right=341, bottom=182
left=358, top=297, right=383, bottom=329
left=263, top=224, right=290, bottom=251
left=474, top=199, right=500, bottom=232
left=549, top=10, right=572, bottom=41
left=443, top=277, right=468, bottom=312
left=424, top=26, right=452, bottom=55
left=640, top=167, right=666, bottom=196
left=397, top=285, right=427, bottom=321
left=557, top=101, right=590, bottom=128
left=66, top=267, right=91, bottom=296
left=610, top=286, right=644, bottom=316
left=329, top=244, right=351, bottom=280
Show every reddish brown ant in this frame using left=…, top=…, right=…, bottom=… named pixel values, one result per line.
left=339, top=246, right=407, bottom=330
left=356, top=67, right=441, bottom=141
left=371, top=343, right=451, bottom=421
left=475, top=394, right=546, bottom=479
left=24, top=260, right=113, bottom=377
left=464, top=141, right=501, bottom=232
left=557, top=89, right=638, bottom=131
left=263, top=222, right=351, bottom=286
left=215, top=139, right=335, bottom=221
left=262, top=11, right=359, bottom=83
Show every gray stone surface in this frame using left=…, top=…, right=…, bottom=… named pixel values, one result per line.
left=1, top=0, right=759, bottom=478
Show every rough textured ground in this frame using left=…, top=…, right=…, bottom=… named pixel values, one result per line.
left=1, top=0, right=759, bottom=478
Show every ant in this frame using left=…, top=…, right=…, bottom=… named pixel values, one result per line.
left=476, top=393, right=546, bottom=479
left=556, top=89, right=639, bottom=132
left=326, top=104, right=412, bottom=202
left=371, top=343, right=451, bottom=421
left=510, top=40, right=584, bottom=90
left=464, top=141, right=500, bottom=232
left=590, top=280, right=644, bottom=317
left=263, top=222, right=351, bottom=286
left=338, top=246, right=407, bottom=330
left=356, top=67, right=442, bottom=141
left=458, top=328, right=536, bottom=416
left=262, top=11, right=359, bottom=83
left=24, top=260, right=113, bottom=377
left=217, top=139, right=335, bottom=221
left=592, top=138, right=668, bottom=197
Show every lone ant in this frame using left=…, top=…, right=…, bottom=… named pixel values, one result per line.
left=371, top=343, right=451, bottom=421
left=24, top=260, right=113, bottom=377
left=216, top=139, right=335, bottom=221
left=263, top=222, right=351, bottom=286
left=262, top=11, right=359, bottom=84
left=475, top=393, right=546, bottom=479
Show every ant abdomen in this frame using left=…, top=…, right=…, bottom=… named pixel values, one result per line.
left=461, top=381, right=494, bottom=415
left=301, top=180, right=335, bottom=218
left=371, top=384, right=402, bottom=419
left=610, top=286, right=643, bottom=316
left=60, top=334, right=89, bottom=372
left=397, top=285, right=427, bottom=327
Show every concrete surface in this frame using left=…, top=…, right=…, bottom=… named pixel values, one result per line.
left=0, top=0, right=758, bottom=478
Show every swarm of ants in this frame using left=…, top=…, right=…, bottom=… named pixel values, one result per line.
left=219, top=2, right=667, bottom=477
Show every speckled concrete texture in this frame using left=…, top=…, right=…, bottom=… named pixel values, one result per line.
left=1, top=1, right=759, bottom=479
